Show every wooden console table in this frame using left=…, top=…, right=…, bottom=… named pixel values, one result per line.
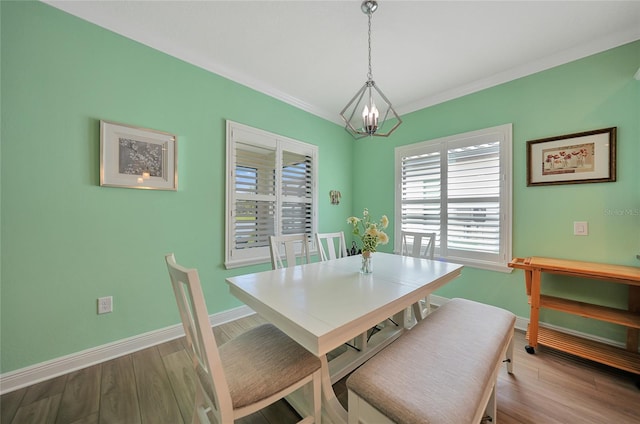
left=509, top=256, right=640, bottom=375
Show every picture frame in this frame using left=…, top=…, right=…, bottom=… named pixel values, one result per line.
left=100, top=120, right=177, bottom=190
left=526, top=127, right=616, bottom=186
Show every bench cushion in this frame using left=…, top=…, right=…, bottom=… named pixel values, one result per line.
left=347, top=298, right=515, bottom=424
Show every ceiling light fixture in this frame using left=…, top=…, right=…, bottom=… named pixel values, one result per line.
left=340, top=0, right=402, bottom=139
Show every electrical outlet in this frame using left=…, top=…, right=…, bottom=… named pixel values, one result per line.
left=573, top=221, right=588, bottom=236
left=98, top=296, right=113, bottom=314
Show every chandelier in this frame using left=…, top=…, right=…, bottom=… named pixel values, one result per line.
left=340, top=0, right=402, bottom=139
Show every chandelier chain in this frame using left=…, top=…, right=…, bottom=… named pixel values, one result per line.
left=367, top=10, right=373, bottom=81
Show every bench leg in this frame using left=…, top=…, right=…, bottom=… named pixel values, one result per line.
left=347, top=390, right=358, bottom=424
left=482, top=384, right=497, bottom=423
left=348, top=390, right=394, bottom=424
left=505, top=332, right=514, bottom=374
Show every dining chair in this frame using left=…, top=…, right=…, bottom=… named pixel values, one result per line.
left=400, top=230, right=436, bottom=319
left=165, top=253, right=321, bottom=424
left=269, top=234, right=311, bottom=270
left=315, top=231, right=348, bottom=261
left=400, top=230, right=436, bottom=260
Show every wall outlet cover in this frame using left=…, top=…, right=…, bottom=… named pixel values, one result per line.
left=98, top=296, right=113, bottom=314
left=573, top=221, right=588, bottom=236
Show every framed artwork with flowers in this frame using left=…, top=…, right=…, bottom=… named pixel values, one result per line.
left=526, top=127, right=616, bottom=186
left=100, top=120, right=177, bottom=190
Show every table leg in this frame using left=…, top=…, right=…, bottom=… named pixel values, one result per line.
left=320, top=355, right=348, bottom=424
left=526, top=269, right=541, bottom=353
left=412, top=302, right=423, bottom=323
left=352, top=331, right=367, bottom=351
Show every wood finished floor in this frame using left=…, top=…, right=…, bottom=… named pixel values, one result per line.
left=2, top=314, right=639, bottom=424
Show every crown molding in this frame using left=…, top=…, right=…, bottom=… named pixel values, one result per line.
left=188, top=26, right=640, bottom=123
left=397, top=27, right=640, bottom=117
left=39, top=0, right=640, bottom=125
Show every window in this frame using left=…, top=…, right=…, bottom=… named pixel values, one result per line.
left=225, top=121, right=317, bottom=268
left=395, top=124, right=512, bottom=272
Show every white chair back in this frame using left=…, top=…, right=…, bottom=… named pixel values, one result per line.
left=400, top=231, right=436, bottom=260
left=166, top=253, right=322, bottom=423
left=269, top=234, right=311, bottom=269
left=399, top=231, right=436, bottom=320
left=165, top=253, right=233, bottom=423
left=315, top=231, right=348, bottom=261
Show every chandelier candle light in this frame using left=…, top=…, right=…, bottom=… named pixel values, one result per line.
left=340, top=0, right=402, bottom=139
left=347, top=208, right=389, bottom=273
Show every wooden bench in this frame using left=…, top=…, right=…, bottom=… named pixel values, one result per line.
left=347, top=298, right=515, bottom=424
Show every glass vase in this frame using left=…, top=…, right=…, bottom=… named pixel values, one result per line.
left=360, top=252, right=373, bottom=274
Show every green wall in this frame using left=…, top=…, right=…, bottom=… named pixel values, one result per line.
left=2, top=1, right=639, bottom=375
left=353, top=40, right=640, bottom=342
left=0, top=1, right=353, bottom=373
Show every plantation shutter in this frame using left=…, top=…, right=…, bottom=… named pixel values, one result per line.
left=395, top=124, right=512, bottom=271
left=226, top=121, right=317, bottom=268
left=281, top=149, right=313, bottom=236
left=447, top=141, right=501, bottom=254
left=233, top=140, right=276, bottom=251
left=400, top=148, right=442, bottom=242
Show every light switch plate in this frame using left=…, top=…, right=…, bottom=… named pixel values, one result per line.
left=573, top=221, right=588, bottom=236
left=98, top=296, right=113, bottom=314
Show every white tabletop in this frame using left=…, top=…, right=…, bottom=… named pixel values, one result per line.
left=226, top=252, right=463, bottom=357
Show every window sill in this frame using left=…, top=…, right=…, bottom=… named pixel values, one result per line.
left=439, top=257, right=514, bottom=273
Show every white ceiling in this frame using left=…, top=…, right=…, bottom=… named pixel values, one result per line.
left=44, top=1, right=640, bottom=125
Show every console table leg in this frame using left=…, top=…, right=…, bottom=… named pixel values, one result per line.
left=628, top=286, right=640, bottom=352
left=527, top=269, right=541, bottom=352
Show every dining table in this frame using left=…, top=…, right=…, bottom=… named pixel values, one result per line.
left=225, top=252, right=463, bottom=424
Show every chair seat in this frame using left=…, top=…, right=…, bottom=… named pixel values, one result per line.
left=219, top=323, right=321, bottom=409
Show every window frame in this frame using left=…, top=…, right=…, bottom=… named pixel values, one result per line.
left=225, top=121, right=318, bottom=269
left=394, top=124, right=513, bottom=273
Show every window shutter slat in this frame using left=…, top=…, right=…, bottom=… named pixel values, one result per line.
left=234, top=200, right=275, bottom=249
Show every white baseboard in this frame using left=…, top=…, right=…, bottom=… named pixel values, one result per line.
left=1, top=298, right=630, bottom=394
left=521, top=319, right=628, bottom=350
left=0, top=305, right=255, bottom=395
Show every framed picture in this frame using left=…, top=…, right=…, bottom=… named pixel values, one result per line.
left=100, top=120, right=177, bottom=190
left=526, top=127, right=616, bottom=186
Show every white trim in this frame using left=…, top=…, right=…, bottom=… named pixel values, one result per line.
left=0, top=305, right=255, bottom=395
left=209, top=26, right=639, bottom=123
left=397, top=27, right=640, bottom=117
left=112, top=22, right=640, bottom=123
left=190, top=26, right=639, bottom=123
left=530, top=320, right=627, bottom=351
left=43, top=1, right=639, bottom=124
left=2, top=298, right=631, bottom=394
